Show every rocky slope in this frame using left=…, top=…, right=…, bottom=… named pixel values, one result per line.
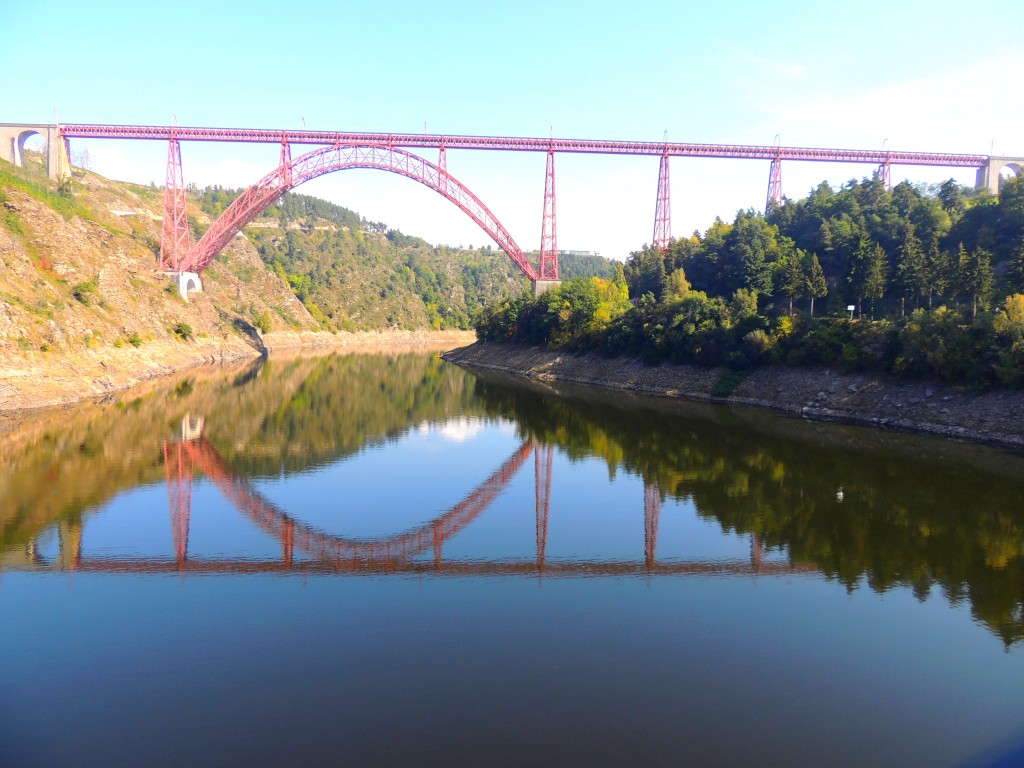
left=0, top=156, right=475, bottom=411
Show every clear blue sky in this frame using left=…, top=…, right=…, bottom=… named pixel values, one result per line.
left=5, top=0, right=1024, bottom=259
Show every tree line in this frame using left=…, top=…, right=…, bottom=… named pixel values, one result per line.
left=476, top=175, right=1024, bottom=387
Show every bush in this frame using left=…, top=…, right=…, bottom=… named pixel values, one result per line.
left=254, top=310, right=272, bottom=334
left=128, top=332, right=144, bottom=348
left=171, top=322, right=194, bottom=341
left=72, top=279, right=98, bottom=305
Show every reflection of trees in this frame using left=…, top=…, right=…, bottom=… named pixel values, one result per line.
left=208, top=352, right=491, bottom=476
left=5, top=352, right=1024, bottom=644
left=473, top=373, right=1024, bottom=646
left=0, top=351, right=487, bottom=549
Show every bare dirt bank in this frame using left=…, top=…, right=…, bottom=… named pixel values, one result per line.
left=444, top=342, right=1024, bottom=450
left=0, top=329, right=475, bottom=414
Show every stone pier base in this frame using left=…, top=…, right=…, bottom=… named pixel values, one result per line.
left=533, top=279, right=561, bottom=297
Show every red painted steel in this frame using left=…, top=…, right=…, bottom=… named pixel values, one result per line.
left=538, top=149, right=558, bottom=280
left=61, top=123, right=990, bottom=167
left=183, top=143, right=539, bottom=280
left=653, top=153, right=671, bottom=251
left=46, top=557, right=816, bottom=577
left=163, top=441, right=192, bottom=564
left=160, top=138, right=190, bottom=270
left=766, top=156, right=783, bottom=212
left=181, top=435, right=534, bottom=565
left=644, top=481, right=661, bottom=568
left=535, top=442, right=553, bottom=569
left=437, top=143, right=447, bottom=195
left=751, top=532, right=765, bottom=571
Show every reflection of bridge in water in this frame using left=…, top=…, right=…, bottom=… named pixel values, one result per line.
left=12, top=418, right=812, bottom=578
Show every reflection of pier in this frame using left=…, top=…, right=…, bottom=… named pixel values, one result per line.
left=38, top=558, right=811, bottom=577
left=9, top=418, right=801, bottom=577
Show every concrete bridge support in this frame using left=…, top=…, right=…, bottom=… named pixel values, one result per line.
left=976, top=156, right=1024, bottom=195
left=533, top=279, right=561, bottom=296
left=163, top=271, right=203, bottom=302
left=0, top=123, right=71, bottom=180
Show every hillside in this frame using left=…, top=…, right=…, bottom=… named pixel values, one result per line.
left=196, top=187, right=616, bottom=330
left=0, top=153, right=609, bottom=409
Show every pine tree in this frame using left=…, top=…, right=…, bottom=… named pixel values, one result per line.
left=779, top=248, right=805, bottom=316
left=959, top=244, right=994, bottom=320
left=924, top=244, right=954, bottom=309
left=846, top=236, right=886, bottom=318
left=865, top=243, right=888, bottom=319
left=892, top=221, right=925, bottom=317
left=805, top=252, right=827, bottom=318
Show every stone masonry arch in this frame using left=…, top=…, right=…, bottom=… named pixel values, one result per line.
left=0, top=123, right=71, bottom=180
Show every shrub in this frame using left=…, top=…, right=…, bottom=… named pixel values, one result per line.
left=254, top=310, right=272, bottom=334
left=72, top=279, right=98, bottom=305
left=128, top=332, right=144, bottom=348
left=171, top=322, right=194, bottom=341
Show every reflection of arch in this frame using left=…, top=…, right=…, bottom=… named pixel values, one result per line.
left=181, top=435, right=533, bottom=564
left=182, top=144, right=540, bottom=280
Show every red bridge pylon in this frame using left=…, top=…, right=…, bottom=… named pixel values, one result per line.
left=766, top=155, right=783, bottom=213
left=653, top=153, right=671, bottom=252
left=644, top=481, right=661, bottom=568
left=878, top=159, right=891, bottom=190
left=160, top=136, right=191, bottom=271
left=535, top=441, right=553, bottom=570
left=751, top=531, right=765, bottom=572
left=163, top=440, right=193, bottom=565
left=538, top=149, right=559, bottom=281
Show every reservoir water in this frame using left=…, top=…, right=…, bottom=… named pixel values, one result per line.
left=2, top=349, right=1023, bottom=767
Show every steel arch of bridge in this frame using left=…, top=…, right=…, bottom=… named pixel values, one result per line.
left=174, top=434, right=534, bottom=565
left=178, top=143, right=545, bottom=281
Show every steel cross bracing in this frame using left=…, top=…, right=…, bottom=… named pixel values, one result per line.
left=538, top=150, right=558, bottom=280
left=21, top=558, right=816, bottom=577
left=653, top=153, right=671, bottom=251
left=61, top=124, right=990, bottom=167
left=160, top=138, right=190, bottom=270
left=183, top=143, right=539, bottom=280
left=182, top=435, right=534, bottom=565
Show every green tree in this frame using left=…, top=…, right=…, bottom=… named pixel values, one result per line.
left=805, top=252, right=827, bottom=318
left=624, top=245, right=666, bottom=300
left=938, top=179, right=966, bottom=223
left=958, top=244, right=994, bottom=320
left=865, top=243, right=888, bottom=318
left=722, top=211, right=777, bottom=296
left=778, top=248, right=805, bottom=316
left=846, top=236, right=885, bottom=317
left=923, top=244, right=954, bottom=309
left=1007, top=245, right=1024, bottom=295
left=892, top=221, right=926, bottom=317
left=664, top=267, right=692, bottom=301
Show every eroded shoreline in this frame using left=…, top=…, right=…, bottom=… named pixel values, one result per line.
left=443, top=341, right=1024, bottom=450
left=0, top=329, right=475, bottom=414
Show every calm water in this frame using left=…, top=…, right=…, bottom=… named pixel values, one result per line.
left=2, top=349, right=1023, bottom=767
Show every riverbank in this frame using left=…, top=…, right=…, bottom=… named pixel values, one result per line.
left=0, top=328, right=475, bottom=413
left=444, top=341, right=1024, bottom=449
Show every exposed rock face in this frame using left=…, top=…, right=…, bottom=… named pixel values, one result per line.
left=0, top=164, right=474, bottom=412
left=444, top=342, right=1024, bottom=450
